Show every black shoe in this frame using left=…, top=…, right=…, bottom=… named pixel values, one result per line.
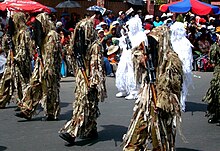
left=15, top=112, right=31, bottom=120
left=59, top=132, right=75, bottom=144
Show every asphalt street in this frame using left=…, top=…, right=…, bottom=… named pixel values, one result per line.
left=0, top=71, right=219, bottom=151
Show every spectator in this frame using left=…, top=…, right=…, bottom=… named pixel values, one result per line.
left=93, top=11, right=103, bottom=28
left=61, top=12, right=70, bottom=29
left=97, top=29, right=114, bottom=77
left=105, top=10, right=114, bottom=28
left=117, top=11, right=126, bottom=26
left=198, top=33, right=210, bottom=54
left=153, top=16, right=163, bottom=27
left=112, top=21, right=121, bottom=37
left=161, top=13, right=167, bottom=22
left=144, top=15, right=153, bottom=30
left=69, top=13, right=79, bottom=29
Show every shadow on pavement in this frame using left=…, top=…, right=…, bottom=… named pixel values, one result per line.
left=176, top=147, right=201, bottom=151
left=60, top=79, right=75, bottom=83
left=68, top=124, right=127, bottom=147
left=186, top=101, right=207, bottom=113
left=60, top=102, right=71, bottom=108
left=0, top=105, right=17, bottom=109
left=0, top=146, right=7, bottom=151
left=58, top=110, right=73, bottom=121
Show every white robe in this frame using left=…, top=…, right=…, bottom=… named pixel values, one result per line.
left=170, top=22, right=193, bottom=111
left=115, top=15, right=148, bottom=95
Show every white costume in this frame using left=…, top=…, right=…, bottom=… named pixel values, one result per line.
left=170, top=22, right=193, bottom=111
left=0, top=53, right=6, bottom=74
left=115, top=15, right=148, bottom=100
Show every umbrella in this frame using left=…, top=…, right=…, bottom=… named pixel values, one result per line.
left=0, top=0, right=51, bottom=13
left=87, top=5, right=106, bottom=15
left=47, top=6, right=57, bottom=13
left=56, top=0, right=81, bottom=8
left=160, top=0, right=219, bottom=15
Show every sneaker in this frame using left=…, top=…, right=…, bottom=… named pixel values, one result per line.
left=116, top=91, right=127, bottom=97
left=107, top=73, right=114, bottom=77
left=125, top=94, right=137, bottom=100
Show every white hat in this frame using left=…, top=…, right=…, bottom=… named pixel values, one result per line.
left=201, top=25, right=206, bottom=28
left=119, top=11, right=124, bottom=16
left=95, top=24, right=102, bottom=30
left=190, top=14, right=195, bottom=17
left=167, top=13, right=173, bottom=17
left=56, top=21, right=62, bottom=28
left=161, top=13, right=167, bottom=18
left=107, top=45, right=119, bottom=55
left=137, top=10, right=142, bottom=13
left=112, top=21, right=119, bottom=26
left=98, top=29, right=104, bottom=34
left=99, top=22, right=107, bottom=26
left=209, top=17, right=215, bottom=21
left=144, top=30, right=150, bottom=35
left=145, top=15, right=153, bottom=20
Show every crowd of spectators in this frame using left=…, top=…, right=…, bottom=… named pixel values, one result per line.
left=1, top=8, right=219, bottom=78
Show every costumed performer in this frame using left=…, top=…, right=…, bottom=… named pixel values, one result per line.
left=0, top=12, right=32, bottom=108
left=122, top=26, right=184, bottom=151
left=59, top=16, right=107, bottom=144
left=15, top=13, right=61, bottom=121
left=203, top=36, right=220, bottom=126
left=115, top=15, right=148, bottom=100
left=170, top=22, right=194, bottom=112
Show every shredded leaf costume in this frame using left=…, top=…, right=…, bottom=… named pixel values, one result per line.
left=59, top=17, right=107, bottom=138
left=0, top=12, right=32, bottom=108
left=203, top=42, right=220, bottom=119
left=122, top=26, right=183, bottom=151
left=18, top=13, right=61, bottom=119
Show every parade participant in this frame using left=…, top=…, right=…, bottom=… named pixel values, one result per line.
left=170, top=22, right=194, bottom=112
left=0, top=12, right=32, bottom=108
left=59, top=17, right=107, bottom=144
left=122, top=26, right=184, bottom=150
left=203, top=36, right=220, bottom=126
left=115, top=15, right=148, bottom=100
left=15, top=13, right=61, bottom=120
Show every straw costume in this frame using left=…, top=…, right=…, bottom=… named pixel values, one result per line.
left=0, top=12, right=32, bottom=108
left=122, top=26, right=184, bottom=151
left=15, top=13, right=61, bottom=120
left=203, top=40, right=220, bottom=125
left=59, top=17, right=107, bottom=144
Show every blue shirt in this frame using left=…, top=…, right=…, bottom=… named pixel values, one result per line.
left=153, top=21, right=163, bottom=27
